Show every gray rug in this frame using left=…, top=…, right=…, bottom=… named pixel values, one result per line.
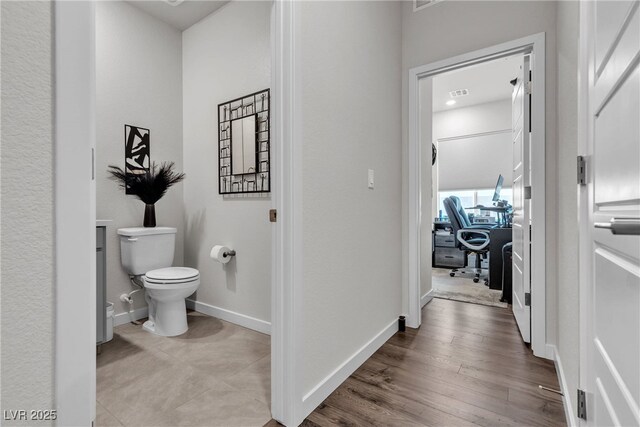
left=431, top=268, right=508, bottom=308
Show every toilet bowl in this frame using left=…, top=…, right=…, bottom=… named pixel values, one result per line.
left=142, top=267, right=200, bottom=337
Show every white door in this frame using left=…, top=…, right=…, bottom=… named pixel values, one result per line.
left=580, top=1, right=640, bottom=426
left=512, top=55, right=531, bottom=343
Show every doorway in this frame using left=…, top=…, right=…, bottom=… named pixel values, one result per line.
left=407, top=33, right=547, bottom=357
left=54, top=1, right=296, bottom=425
left=427, top=55, right=520, bottom=310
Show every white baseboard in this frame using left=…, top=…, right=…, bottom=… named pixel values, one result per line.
left=186, top=299, right=271, bottom=335
left=113, top=306, right=148, bottom=327
left=301, top=319, right=398, bottom=417
left=546, top=343, right=556, bottom=360
left=548, top=344, right=577, bottom=427
left=421, top=289, right=434, bottom=308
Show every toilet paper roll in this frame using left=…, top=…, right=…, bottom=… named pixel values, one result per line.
left=210, top=245, right=233, bottom=264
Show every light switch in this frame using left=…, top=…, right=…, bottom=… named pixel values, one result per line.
left=368, top=169, right=374, bottom=189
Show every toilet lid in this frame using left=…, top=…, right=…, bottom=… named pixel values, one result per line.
left=145, top=267, right=199, bottom=283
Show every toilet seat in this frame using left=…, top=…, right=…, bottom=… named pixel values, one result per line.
left=144, top=267, right=200, bottom=286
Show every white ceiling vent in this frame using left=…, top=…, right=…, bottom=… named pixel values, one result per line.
left=414, top=0, right=444, bottom=12
left=449, top=89, right=470, bottom=98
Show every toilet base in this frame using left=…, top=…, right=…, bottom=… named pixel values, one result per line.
left=144, top=298, right=189, bottom=337
left=142, top=275, right=199, bottom=337
left=142, top=319, right=157, bottom=334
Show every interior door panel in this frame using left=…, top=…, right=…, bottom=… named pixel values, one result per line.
left=585, top=2, right=640, bottom=426
left=511, top=55, right=531, bottom=344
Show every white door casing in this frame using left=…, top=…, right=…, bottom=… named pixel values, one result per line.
left=54, top=2, right=97, bottom=425
left=512, top=55, right=532, bottom=344
left=407, top=33, right=547, bottom=357
left=579, top=1, right=640, bottom=426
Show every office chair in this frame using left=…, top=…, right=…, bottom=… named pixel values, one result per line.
left=443, top=196, right=491, bottom=284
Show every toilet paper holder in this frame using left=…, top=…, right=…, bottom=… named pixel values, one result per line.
left=223, top=250, right=236, bottom=258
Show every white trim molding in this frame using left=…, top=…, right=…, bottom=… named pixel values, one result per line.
left=421, top=289, right=434, bottom=308
left=549, top=344, right=578, bottom=427
left=301, top=320, right=398, bottom=417
left=186, top=300, right=271, bottom=335
left=437, top=128, right=511, bottom=143
left=407, top=33, right=547, bottom=358
left=113, top=306, right=149, bottom=327
left=271, top=0, right=303, bottom=425
left=54, top=2, right=97, bottom=425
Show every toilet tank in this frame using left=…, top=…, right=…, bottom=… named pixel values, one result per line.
left=117, top=227, right=177, bottom=275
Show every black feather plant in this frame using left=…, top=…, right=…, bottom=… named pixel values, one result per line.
left=108, top=162, right=185, bottom=227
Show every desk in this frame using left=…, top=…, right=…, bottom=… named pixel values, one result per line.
left=488, top=227, right=512, bottom=290
left=467, top=205, right=512, bottom=227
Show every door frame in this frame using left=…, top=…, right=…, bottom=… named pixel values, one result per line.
left=54, top=2, right=97, bottom=425
left=407, top=33, right=548, bottom=358
left=270, top=0, right=302, bottom=425
left=54, top=1, right=297, bottom=424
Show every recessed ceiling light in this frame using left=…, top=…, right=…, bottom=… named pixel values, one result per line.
left=446, top=99, right=456, bottom=106
left=449, top=89, right=470, bottom=98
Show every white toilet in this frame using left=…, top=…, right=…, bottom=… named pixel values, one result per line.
left=117, top=227, right=200, bottom=337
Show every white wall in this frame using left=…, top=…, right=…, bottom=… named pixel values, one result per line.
left=96, top=1, right=184, bottom=316
left=402, top=0, right=558, bottom=347
left=296, top=0, right=403, bottom=396
left=556, top=0, right=580, bottom=417
left=182, top=1, right=272, bottom=323
left=0, top=1, right=54, bottom=420
left=433, top=98, right=511, bottom=139
left=433, top=99, right=513, bottom=191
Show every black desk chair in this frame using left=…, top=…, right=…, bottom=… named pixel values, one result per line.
left=443, top=196, right=491, bottom=284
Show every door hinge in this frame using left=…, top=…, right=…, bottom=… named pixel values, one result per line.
left=525, top=292, right=531, bottom=306
left=577, top=389, right=587, bottom=420
left=525, top=81, right=533, bottom=95
left=577, top=155, right=587, bottom=185
left=269, top=209, right=277, bottom=223
left=524, top=186, right=532, bottom=200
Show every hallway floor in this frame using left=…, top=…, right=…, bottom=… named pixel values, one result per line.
left=300, top=298, right=566, bottom=426
left=432, top=268, right=507, bottom=308
left=96, top=311, right=271, bottom=427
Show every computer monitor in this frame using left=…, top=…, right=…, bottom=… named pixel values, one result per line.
left=492, top=174, right=504, bottom=202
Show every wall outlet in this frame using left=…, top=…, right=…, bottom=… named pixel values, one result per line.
left=368, top=169, right=374, bottom=189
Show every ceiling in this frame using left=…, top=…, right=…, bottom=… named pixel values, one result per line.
left=126, top=0, right=230, bottom=31
left=432, top=55, right=522, bottom=112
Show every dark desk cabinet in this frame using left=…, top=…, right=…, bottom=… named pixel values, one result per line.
left=433, top=232, right=466, bottom=268
left=488, top=227, right=512, bottom=290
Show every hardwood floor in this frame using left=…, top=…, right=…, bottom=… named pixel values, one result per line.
left=293, top=298, right=566, bottom=426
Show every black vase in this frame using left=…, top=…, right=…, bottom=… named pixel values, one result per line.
left=144, top=204, right=156, bottom=227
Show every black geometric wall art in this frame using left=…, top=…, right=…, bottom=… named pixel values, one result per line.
left=218, top=89, right=270, bottom=195
left=124, top=125, right=150, bottom=194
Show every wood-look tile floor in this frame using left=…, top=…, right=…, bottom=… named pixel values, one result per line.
left=96, top=311, right=271, bottom=427
left=296, top=298, right=566, bottom=427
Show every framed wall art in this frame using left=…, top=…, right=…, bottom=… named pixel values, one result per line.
left=218, top=89, right=270, bottom=194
